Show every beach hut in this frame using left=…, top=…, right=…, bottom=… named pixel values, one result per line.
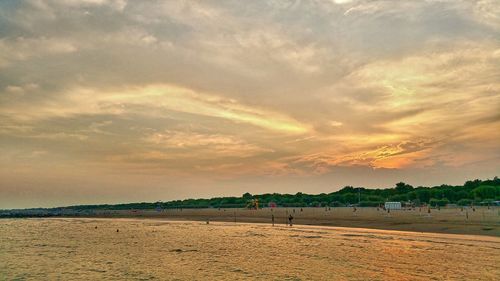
left=384, top=202, right=402, bottom=210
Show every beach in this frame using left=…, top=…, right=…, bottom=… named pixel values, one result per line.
left=1, top=218, right=499, bottom=280
left=77, top=206, right=500, bottom=237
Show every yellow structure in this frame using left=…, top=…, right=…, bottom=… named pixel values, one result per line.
left=246, top=199, right=259, bottom=209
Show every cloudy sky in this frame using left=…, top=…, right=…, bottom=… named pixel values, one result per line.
left=1, top=0, right=499, bottom=208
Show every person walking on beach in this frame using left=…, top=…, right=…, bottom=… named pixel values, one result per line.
left=288, top=214, right=294, bottom=226
left=272, top=214, right=275, bottom=226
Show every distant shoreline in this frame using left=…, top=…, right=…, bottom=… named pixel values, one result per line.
left=2, top=207, right=499, bottom=237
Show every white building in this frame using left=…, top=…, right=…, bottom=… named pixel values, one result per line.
left=385, top=202, right=402, bottom=210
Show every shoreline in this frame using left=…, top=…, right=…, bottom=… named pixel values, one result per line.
left=5, top=206, right=498, bottom=237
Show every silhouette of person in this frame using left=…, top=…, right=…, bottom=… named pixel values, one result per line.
left=288, top=214, right=294, bottom=226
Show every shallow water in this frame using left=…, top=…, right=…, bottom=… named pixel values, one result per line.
left=1, top=218, right=499, bottom=280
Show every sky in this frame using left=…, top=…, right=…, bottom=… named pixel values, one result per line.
left=0, top=0, right=499, bottom=209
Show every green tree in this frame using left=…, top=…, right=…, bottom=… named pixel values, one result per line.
left=429, top=198, right=449, bottom=207
left=407, top=191, right=417, bottom=201
left=457, top=199, right=473, bottom=206
left=388, top=194, right=408, bottom=202
left=416, top=189, right=431, bottom=203
left=242, top=192, right=253, bottom=200
left=343, top=193, right=357, bottom=204
left=367, top=195, right=384, bottom=202
left=395, top=182, right=414, bottom=193
left=473, top=185, right=497, bottom=200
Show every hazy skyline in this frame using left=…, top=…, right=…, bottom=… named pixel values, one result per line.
left=1, top=0, right=499, bottom=208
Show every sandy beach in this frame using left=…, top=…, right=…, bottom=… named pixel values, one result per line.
left=78, top=207, right=500, bottom=237
left=1, top=218, right=499, bottom=280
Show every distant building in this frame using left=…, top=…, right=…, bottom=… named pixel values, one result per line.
left=385, top=202, right=402, bottom=210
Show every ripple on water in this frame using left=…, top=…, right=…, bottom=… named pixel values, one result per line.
left=0, top=218, right=498, bottom=280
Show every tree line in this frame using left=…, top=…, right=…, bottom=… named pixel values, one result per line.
left=61, top=177, right=500, bottom=211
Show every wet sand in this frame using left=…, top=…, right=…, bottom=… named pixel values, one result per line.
left=85, top=207, right=500, bottom=237
left=1, top=218, right=499, bottom=280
